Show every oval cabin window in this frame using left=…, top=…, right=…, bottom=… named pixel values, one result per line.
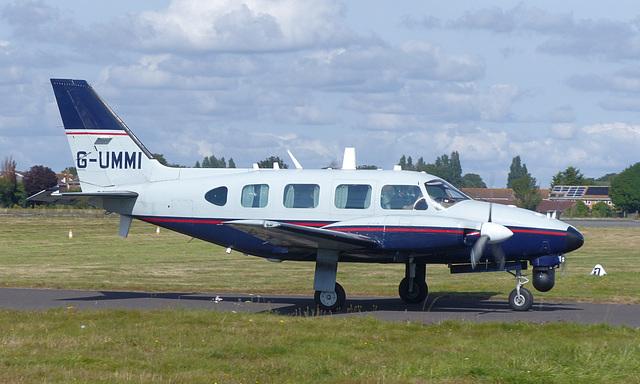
left=205, top=186, right=228, bottom=206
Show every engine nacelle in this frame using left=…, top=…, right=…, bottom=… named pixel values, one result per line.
left=532, top=267, right=555, bottom=292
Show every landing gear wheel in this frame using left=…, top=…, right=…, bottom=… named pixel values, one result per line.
left=398, top=277, right=428, bottom=303
left=509, top=287, right=533, bottom=311
left=314, top=282, right=346, bottom=311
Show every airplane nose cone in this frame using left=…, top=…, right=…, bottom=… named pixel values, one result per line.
left=566, top=226, right=584, bottom=252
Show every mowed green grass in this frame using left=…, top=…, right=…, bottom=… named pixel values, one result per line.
left=2, top=214, right=640, bottom=383
left=1, top=309, right=639, bottom=384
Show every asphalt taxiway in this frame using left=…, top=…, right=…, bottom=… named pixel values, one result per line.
left=0, top=288, right=638, bottom=326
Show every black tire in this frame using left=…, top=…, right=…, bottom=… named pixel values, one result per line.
left=508, top=287, right=533, bottom=311
left=314, top=282, right=346, bottom=311
left=398, top=277, right=428, bottom=303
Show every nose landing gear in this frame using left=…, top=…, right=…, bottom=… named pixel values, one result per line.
left=508, top=269, right=533, bottom=311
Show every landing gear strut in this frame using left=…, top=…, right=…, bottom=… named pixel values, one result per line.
left=508, top=269, right=533, bottom=311
left=398, top=262, right=428, bottom=303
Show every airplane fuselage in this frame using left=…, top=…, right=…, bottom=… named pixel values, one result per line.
left=90, top=166, right=579, bottom=265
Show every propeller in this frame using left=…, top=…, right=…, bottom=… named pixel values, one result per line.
left=470, top=204, right=513, bottom=270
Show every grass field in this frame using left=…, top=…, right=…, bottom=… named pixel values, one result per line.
left=1, top=214, right=640, bottom=383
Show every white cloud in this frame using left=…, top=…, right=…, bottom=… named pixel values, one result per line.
left=124, top=0, right=357, bottom=53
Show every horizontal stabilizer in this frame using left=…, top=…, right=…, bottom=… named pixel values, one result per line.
left=28, top=189, right=138, bottom=206
left=224, top=220, right=378, bottom=251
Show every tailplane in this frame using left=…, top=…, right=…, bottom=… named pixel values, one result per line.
left=51, top=79, right=167, bottom=191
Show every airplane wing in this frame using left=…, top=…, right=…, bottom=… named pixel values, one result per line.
left=28, top=189, right=139, bottom=205
left=224, top=220, right=379, bottom=251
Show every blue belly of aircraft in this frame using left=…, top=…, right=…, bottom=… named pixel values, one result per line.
left=135, top=216, right=569, bottom=262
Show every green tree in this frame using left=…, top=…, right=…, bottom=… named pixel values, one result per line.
left=357, top=165, right=378, bottom=170
left=415, top=157, right=427, bottom=172
left=228, top=158, right=236, bottom=168
left=257, top=156, right=288, bottom=169
left=0, top=156, right=26, bottom=207
left=570, top=200, right=590, bottom=217
left=406, top=156, right=414, bottom=171
left=610, top=163, right=640, bottom=215
left=591, top=201, right=613, bottom=217
left=153, top=153, right=168, bottom=166
left=427, top=151, right=463, bottom=187
left=461, top=173, right=487, bottom=188
left=201, top=155, right=227, bottom=168
left=507, top=156, right=528, bottom=188
left=512, top=174, right=542, bottom=211
left=0, top=178, right=26, bottom=207
left=550, top=166, right=592, bottom=189
left=398, top=155, right=407, bottom=170
left=595, top=173, right=617, bottom=186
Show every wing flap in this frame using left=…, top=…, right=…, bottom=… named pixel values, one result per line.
left=224, top=220, right=378, bottom=251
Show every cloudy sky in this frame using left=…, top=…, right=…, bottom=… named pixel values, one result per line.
left=2, top=0, right=640, bottom=187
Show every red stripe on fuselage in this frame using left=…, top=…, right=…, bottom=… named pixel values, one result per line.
left=511, top=228, right=566, bottom=236
left=140, top=217, right=224, bottom=225
left=65, top=131, right=128, bottom=136
left=331, top=227, right=463, bottom=234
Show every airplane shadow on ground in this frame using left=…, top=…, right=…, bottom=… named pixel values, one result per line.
left=59, top=290, right=581, bottom=316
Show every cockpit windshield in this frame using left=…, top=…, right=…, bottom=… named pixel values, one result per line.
left=424, top=179, right=469, bottom=208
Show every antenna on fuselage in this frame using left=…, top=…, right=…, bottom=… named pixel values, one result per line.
left=287, top=149, right=303, bottom=169
left=342, top=147, right=356, bottom=170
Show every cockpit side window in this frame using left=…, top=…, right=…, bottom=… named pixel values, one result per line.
left=381, top=185, right=427, bottom=210
left=425, top=180, right=469, bottom=208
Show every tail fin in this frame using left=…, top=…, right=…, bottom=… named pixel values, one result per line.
left=51, top=79, right=167, bottom=191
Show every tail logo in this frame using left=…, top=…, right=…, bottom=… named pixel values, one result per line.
left=76, top=151, right=143, bottom=170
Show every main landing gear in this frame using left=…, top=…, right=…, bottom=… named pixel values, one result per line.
left=508, top=269, right=533, bottom=311
left=313, top=262, right=429, bottom=311
left=398, top=262, right=428, bottom=304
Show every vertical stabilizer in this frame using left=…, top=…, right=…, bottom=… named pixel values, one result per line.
left=51, top=79, right=167, bottom=190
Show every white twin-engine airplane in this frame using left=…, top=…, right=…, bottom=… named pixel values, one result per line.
left=32, top=79, right=584, bottom=311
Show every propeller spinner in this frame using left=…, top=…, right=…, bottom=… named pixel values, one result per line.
left=470, top=220, right=513, bottom=270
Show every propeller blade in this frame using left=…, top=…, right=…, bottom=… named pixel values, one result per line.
left=491, top=243, right=505, bottom=270
left=471, top=235, right=489, bottom=269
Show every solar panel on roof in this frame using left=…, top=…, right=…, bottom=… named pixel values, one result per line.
left=566, top=187, right=586, bottom=197
left=584, top=187, right=609, bottom=196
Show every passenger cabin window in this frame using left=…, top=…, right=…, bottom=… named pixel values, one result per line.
left=335, top=184, right=372, bottom=209
left=284, top=184, right=319, bottom=208
left=204, top=186, right=228, bottom=206
left=425, top=180, right=469, bottom=208
left=381, top=185, right=427, bottom=210
left=241, top=184, right=269, bottom=208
